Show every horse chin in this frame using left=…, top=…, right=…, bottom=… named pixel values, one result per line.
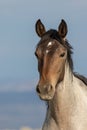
left=38, top=92, right=55, bottom=101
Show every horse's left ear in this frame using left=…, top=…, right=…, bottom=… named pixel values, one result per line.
left=58, top=19, right=68, bottom=38
left=35, top=19, right=46, bottom=37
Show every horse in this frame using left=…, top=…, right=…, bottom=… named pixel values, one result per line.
left=35, top=19, right=87, bottom=130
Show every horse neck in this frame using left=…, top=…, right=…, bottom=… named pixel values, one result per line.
left=55, top=60, right=73, bottom=97
left=62, top=60, right=73, bottom=88
left=48, top=61, right=74, bottom=125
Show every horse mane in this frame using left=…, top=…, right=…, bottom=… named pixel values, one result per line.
left=74, top=73, right=87, bottom=85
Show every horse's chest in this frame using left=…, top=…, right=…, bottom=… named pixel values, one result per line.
left=57, top=94, right=87, bottom=130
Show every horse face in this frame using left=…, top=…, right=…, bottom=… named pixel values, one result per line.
left=35, top=39, right=67, bottom=100
left=35, top=19, right=68, bottom=100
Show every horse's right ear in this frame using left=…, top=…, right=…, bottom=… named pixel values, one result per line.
left=35, top=19, right=46, bottom=37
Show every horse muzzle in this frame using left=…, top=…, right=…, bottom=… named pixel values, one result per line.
left=36, top=83, right=55, bottom=100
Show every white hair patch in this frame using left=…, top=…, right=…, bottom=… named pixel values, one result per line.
left=47, top=41, right=52, bottom=47
left=46, top=50, right=49, bottom=54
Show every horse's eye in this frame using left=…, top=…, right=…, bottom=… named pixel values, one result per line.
left=60, top=52, right=65, bottom=57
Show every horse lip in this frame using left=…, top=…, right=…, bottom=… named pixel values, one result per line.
left=38, top=93, right=54, bottom=101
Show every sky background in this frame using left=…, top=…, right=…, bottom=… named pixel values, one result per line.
left=0, top=0, right=87, bottom=130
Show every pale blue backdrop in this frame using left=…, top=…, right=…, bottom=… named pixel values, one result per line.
left=0, top=0, right=87, bottom=130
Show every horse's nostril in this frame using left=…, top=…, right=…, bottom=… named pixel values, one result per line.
left=36, top=85, right=41, bottom=93
left=47, top=85, right=53, bottom=93
left=36, top=84, right=53, bottom=94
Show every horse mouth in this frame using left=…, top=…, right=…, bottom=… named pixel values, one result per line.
left=38, top=94, right=53, bottom=101
left=37, top=88, right=55, bottom=101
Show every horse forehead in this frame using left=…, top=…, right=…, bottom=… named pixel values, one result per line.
left=37, top=40, right=53, bottom=49
left=37, top=40, right=64, bottom=51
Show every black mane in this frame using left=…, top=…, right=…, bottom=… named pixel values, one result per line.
left=74, top=73, right=87, bottom=86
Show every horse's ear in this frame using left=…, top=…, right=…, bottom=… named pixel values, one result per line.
left=58, top=19, right=68, bottom=38
left=35, top=19, right=46, bottom=37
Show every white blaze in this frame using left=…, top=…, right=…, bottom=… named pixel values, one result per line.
left=47, top=41, right=52, bottom=47
left=46, top=50, right=49, bottom=53
left=46, top=41, right=53, bottom=54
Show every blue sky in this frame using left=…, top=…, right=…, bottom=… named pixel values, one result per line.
left=0, top=0, right=87, bottom=129
left=0, top=0, right=87, bottom=89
